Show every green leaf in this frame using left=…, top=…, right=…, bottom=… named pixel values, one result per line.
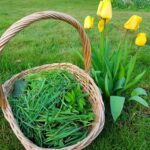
left=104, top=38, right=111, bottom=57
left=131, top=88, right=147, bottom=97
left=105, top=74, right=112, bottom=97
left=78, top=98, right=86, bottom=112
left=125, top=71, right=145, bottom=90
left=92, top=50, right=102, bottom=70
left=113, top=78, right=125, bottom=91
left=118, top=65, right=125, bottom=79
left=122, top=40, right=129, bottom=65
left=12, top=79, right=27, bottom=97
left=113, top=49, right=122, bottom=77
left=70, top=90, right=76, bottom=104
left=64, top=95, right=72, bottom=103
left=91, top=69, right=101, bottom=84
left=110, top=96, right=125, bottom=121
left=129, top=96, right=149, bottom=107
left=104, top=57, right=113, bottom=81
left=125, top=55, right=137, bottom=85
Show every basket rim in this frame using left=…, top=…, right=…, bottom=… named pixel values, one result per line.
left=2, top=63, right=105, bottom=150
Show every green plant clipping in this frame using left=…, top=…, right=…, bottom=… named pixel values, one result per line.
left=9, top=70, right=95, bottom=148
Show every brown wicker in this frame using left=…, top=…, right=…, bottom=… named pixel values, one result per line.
left=0, top=11, right=105, bottom=150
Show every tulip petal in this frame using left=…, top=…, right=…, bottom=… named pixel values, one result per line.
left=124, top=15, right=142, bottom=30
left=84, top=16, right=94, bottom=29
left=98, top=19, right=105, bottom=32
left=97, top=1, right=104, bottom=16
left=135, top=33, right=147, bottom=46
left=97, top=0, right=112, bottom=20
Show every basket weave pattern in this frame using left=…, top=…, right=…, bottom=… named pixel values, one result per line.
left=0, top=11, right=105, bottom=150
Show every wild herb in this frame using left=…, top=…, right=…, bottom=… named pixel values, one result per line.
left=9, top=70, right=95, bottom=148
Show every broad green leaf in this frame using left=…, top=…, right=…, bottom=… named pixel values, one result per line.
left=113, top=78, right=126, bottom=91
left=129, top=96, right=149, bottom=107
left=125, top=71, right=145, bottom=90
left=12, top=79, right=27, bottom=97
left=110, top=96, right=125, bottom=121
left=125, top=55, right=137, bottom=85
left=131, top=88, right=147, bottom=97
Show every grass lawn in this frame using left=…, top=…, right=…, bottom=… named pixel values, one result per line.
left=0, top=0, right=150, bottom=149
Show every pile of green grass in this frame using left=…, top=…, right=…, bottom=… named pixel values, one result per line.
left=9, top=70, right=94, bottom=148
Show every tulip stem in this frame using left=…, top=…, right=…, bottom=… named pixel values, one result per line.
left=99, top=24, right=105, bottom=70
left=100, top=31, right=105, bottom=54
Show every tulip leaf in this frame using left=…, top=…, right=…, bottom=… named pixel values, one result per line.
left=118, top=65, right=125, bottom=79
left=129, top=96, right=149, bottom=107
left=110, top=96, right=125, bottom=121
left=104, top=38, right=111, bottom=57
left=113, top=78, right=126, bottom=91
left=92, top=51, right=102, bottom=70
left=104, top=57, right=113, bottom=80
left=131, top=88, right=147, bottom=97
left=125, top=70, right=145, bottom=90
left=114, top=49, right=122, bottom=77
left=105, top=74, right=112, bottom=97
left=91, top=69, right=101, bottom=85
left=125, top=55, right=137, bottom=85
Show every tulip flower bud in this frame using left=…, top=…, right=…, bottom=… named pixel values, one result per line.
left=97, top=0, right=112, bottom=20
left=98, top=19, right=105, bottom=32
left=135, top=33, right=147, bottom=46
left=84, top=16, right=94, bottom=29
left=124, top=15, right=142, bottom=30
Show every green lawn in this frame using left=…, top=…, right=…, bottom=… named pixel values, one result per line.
left=0, top=0, right=150, bottom=150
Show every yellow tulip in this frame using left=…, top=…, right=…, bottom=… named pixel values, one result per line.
left=135, top=33, right=147, bottom=46
left=97, top=1, right=103, bottom=16
left=97, top=0, right=112, bottom=20
left=124, top=15, right=142, bottom=30
left=98, top=19, right=105, bottom=32
left=84, top=16, right=94, bottom=29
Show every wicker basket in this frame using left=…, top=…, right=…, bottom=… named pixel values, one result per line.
left=0, top=11, right=105, bottom=150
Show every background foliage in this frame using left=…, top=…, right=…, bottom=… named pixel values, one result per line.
left=112, top=0, right=150, bottom=9
left=0, top=0, right=150, bottom=150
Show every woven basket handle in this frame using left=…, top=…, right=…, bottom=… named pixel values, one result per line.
left=0, top=11, right=91, bottom=72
